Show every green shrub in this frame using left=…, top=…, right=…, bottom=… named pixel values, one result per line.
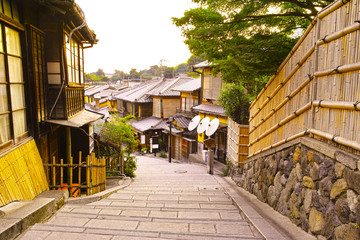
left=124, top=155, right=137, bottom=178
left=159, top=151, right=167, bottom=158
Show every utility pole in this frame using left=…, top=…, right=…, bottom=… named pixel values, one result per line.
left=159, top=59, right=166, bottom=78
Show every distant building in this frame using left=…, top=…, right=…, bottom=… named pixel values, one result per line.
left=192, top=61, right=228, bottom=163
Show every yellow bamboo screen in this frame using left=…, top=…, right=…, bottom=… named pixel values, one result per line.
left=227, top=118, right=249, bottom=166
left=0, top=139, right=49, bottom=207
left=249, top=0, right=360, bottom=157
left=45, top=152, right=106, bottom=197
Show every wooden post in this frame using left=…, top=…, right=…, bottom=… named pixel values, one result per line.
left=69, top=156, right=73, bottom=195
left=102, top=157, right=106, bottom=191
left=78, top=151, right=82, bottom=186
left=66, top=127, right=71, bottom=164
left=86, top=155, right=90, bottom=195
left=60, top=159, right=64, bottom=187
left=52, top=156, right=56, bottom=190
left=121, top=155, right=124, bottom=175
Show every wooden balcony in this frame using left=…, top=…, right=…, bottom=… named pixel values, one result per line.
left=65, top=86, right=84, bottom=118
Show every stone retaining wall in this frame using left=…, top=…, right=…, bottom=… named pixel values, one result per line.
left=238, top=137, right=360, bottom=240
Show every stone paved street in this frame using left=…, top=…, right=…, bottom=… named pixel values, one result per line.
left=19, top=156, right=262, bottom=239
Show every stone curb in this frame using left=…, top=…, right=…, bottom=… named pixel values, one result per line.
left=215, top=175, right=317, bottom=240
left=0, top=179, right=133, bottom=239
left=0, top=197, right=57, bottom=240
left=65, top=178, right=133, bottom=205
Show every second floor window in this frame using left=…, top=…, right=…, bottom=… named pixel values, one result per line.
left=65, top=34, right=84, bottom=85
left=0, top=25, right=27, bottom=148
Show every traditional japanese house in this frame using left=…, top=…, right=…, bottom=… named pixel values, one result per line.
left=115, top=78, right=163, bottom=118
left=0, top=0, right=101, bottom=206
left=171, top=78, right=201, bottom=159
left=192, top=61, right=228, bottom=163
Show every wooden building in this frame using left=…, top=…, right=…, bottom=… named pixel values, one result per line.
left=115, top=79, right=163, bottom=118
left=192, top=61, right=228, bottom=163
left=0, top=0, right=101, bottom=206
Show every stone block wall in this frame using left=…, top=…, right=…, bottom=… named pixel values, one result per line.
left=240, top=137, right=360, bottom=240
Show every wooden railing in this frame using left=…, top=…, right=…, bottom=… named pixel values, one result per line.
left=105, top=155, right=124, bottom=176
left=65, top=86, right=84, bottom=118
left=249, top=0, right=360, bottom=157
left=44, top=152, right=106, bottom=197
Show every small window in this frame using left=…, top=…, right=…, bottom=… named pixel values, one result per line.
left=65, top=34, right=84, bottom=85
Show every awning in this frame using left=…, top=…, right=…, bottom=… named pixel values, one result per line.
left=45, top=110, right=104, bottom=128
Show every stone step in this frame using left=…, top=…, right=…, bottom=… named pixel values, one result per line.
left=52, top=210, right=245, bottom=223
left=63, top=203, right=238, bottom=212
left=26, top=223, right=262, bottom=240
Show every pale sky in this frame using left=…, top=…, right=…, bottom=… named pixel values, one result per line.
left=76, top=0, right=197, bottom=74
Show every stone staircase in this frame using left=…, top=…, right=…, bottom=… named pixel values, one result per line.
left=19, top=157, right=262, bottom=240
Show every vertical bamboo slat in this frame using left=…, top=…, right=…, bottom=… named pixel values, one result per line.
left=249, top=0, right=360, bottom=157
left=60, top=159, right=63, bottom=187
left=52, top=157, right=56, bottom=190
left=86, top=155, right=91, bottom=195
left=69, top=157, right=73, bottom=191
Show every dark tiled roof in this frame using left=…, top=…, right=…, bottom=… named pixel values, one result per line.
left=115, top=79, right=163, bottom=103
left=130, top=116, right=163, bottom=132
left=85, top=85, right=111, bottom=96
left=130, top=116, right=183, bottom=134
left=192, top=104, right=227, bottom=116
left=193, top=60, right=211, bottom=69
left=171, top=78, right=201, bottom=92
left=94, top=89, right=121, bottom=98
left=156, top=120, right=182, bottom=134
left=174, top=115, right=191, bottom=129
left=148, top=77, right=194, bottom=97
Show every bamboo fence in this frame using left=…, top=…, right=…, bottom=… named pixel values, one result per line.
left=227, top=118, right=249, bottom=166
left=249, top=0, right=360, bottom=157
left=44, top=152, right=106, bottom=197
left=0, top=139, right=49, bottom=207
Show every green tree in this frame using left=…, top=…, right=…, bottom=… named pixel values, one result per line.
left=100, top=115, right=139, bottom=177
left=164, top=67, right=175, bottom=78
left=111, top=69, right=124, bottom=82
left=175, top=63, right=189, bottom=73
left=95, top=68, right=105, bottom=77
left=129, top=68, right=140, bottom=79
left=187, top=55, right=204, bottom=70
left=173, top=0, right=335, bottom=95
left=219, top=84, right=252, bottom=124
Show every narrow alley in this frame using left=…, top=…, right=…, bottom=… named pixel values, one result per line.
left=19, top=156, right=262, bottom=240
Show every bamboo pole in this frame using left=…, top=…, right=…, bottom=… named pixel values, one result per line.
left=86, top=155, right=90, bottom=195
left=250, top=75, right=313, bottom=132
left=250, top=17, right=317, bottom=108
left=78, top=151, right=82, bottom=186
left=249, top=103, right=312, bottom=146
left=52, top=156, right=56, bottom=190
left=69, top=156, right=73, bottom=194
left=318, top=0, right=351, bottom=19
left=248, top=127, right=360, bottom=158
left=313, top=100, right=360, bottom=110
left=316, top=22, right=360, bottom=46
left=314, top=62, right=360, bottom=77
left=101, top=157, right=105, bottom=191
left=60, top=159, right=63, bottom=187
left=309, top=129, right=360, bottom=151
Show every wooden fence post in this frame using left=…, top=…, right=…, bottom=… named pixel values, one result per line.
left=69, top=156, right=73, bottom=195
left=86, top=155, right=91, bottom=195
left=60, top=159, right=63, bottom=188
left=52, top=156, right=56, bottom=190
left=78, top=151, right=82, bottom=188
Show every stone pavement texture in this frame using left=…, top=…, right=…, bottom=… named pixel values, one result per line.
left=17, top=156, right=315, bottom=240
